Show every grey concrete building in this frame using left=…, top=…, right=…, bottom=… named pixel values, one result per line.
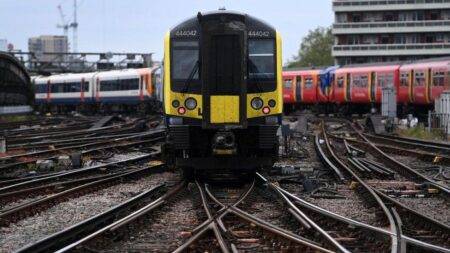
left=28, top=35, right=68, bottom=63
left=332, top=0, right=450, bottom=65
left=0, top=39, right=7, bottom=51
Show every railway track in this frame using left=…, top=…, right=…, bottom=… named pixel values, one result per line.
left=0, top=114, right=448, bottom=252
left=320, top=120, right=450, bottom=252
left=0, top=129, right=165, bottom=179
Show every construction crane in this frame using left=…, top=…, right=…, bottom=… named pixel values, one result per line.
left=56, top=4, right=69, bottom=37
left=56, top=0, right=78, bottom=53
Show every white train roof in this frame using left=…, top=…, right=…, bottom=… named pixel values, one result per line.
left=32, top=68, right=155, bottom=84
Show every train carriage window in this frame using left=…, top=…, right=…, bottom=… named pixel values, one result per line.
left=283, top=79, right=292, bottom=89
left=400, top=72, right=409, bottom=86
left=35, top=84, right=47, bottom=93
left=171, top=40, right=199, bottom=93
left=337, top=76, right=344, bottom=88
left=352, top=74, right=368, bottom=88
left=100, top=78, right=139, bottom=91
left=433, top=71, right=445, bottom=86
left=50, top=82, right=82, bottom=93
left=377, top=73, right=394, bottom=88
left=248, top=39, right=276, bottom=93
left=414, top=71, right=425, bottom=86
left=304, top=77, right=313, bottom=89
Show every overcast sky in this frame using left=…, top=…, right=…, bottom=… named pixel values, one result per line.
left=0, top=0, right=333, bottom=63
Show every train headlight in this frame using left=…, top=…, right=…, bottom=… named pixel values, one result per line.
left=262, top=106, right=270, bottom=114
left=268, top=99, right=276, bottom=108
left=185, top=97, right=197, bottom=110
left=251, top=97, right=263, bottom=110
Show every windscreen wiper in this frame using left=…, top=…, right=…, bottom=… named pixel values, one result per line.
left=181, top=60, right=200, bottom=93
left=248, top=61, right=264, bottom=93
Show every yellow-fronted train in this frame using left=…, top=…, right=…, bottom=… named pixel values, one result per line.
left=162, top=9, right=282, bottom=178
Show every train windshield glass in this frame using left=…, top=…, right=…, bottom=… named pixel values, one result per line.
left=171, top=40, right=200, bottom=92
left=248, top=39, right=276, bottom=92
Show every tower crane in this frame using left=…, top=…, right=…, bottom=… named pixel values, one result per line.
left=56, top=0, right=78, bottom=53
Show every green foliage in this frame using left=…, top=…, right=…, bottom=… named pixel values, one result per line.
left=287, top=26, right=334, bottom=68
left=0, top=114, right=35, bottom=123
left=396, top=124, right=446, bottom=141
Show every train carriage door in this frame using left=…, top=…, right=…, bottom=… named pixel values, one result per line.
left=202, top=31, right=245, bottom=126
left=295, top=75, right=302, bottom=103
left=370, top=72, right=376, bottom=103
left=409, top=70, right=414, bottom=103
left=346, top=73, right=351, bottom=102
left=46, top=80, right=51, bottom=103
left=81, top=78, right=85, bottom=102
left=139, top=74, right=145, bottom=101
left=426, top=68, right=432, bottom=103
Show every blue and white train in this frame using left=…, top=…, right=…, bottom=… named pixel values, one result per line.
left=33, top=67, right=162, bottom=112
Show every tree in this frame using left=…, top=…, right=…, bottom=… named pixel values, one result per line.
left=287, top=26, right=334, bottom=68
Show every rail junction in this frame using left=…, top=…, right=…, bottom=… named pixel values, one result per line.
left=0, top=113, right=447, bottom=253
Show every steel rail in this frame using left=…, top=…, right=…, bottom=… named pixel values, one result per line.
left=256, top=172, right=350, bottom=253
left=320, top=121, right=401, bottom=253
left=172, top=182, right=230, bottom=253
left=0, top=133, right=164, bottom=172
left=276, top=186, right=450, bottom=253
left=0, top=170, right=132, bottom=207
left=0, top=151, right=160, bottom=194
left=365, top=133, right=450, bottom=153
left=373, top=133, right=450, bottom=150
left=0, top=164, right=165, bottom=226
left=315, top=133, right=346, bottom=181
left=324, top=120, right=450, bottom=252
left=15, top=183, right=166, bottom=253
left=7, top=132, right=140, bottom=151
left=6, top=120, right=136, bottom=141
left=203, top=183, right=334, bottom=253
left=349, top=122, right=450, bottom=194
left=329, top=133, right=450, bottom=164
left=53, top=181, right=186, bottom=253
left=173, top=181, right=256, bottom=252
left=0, top=129, right=163, bottom=161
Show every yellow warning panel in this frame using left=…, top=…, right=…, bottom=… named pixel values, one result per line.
left=210, top=96, right=239, bottom=123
